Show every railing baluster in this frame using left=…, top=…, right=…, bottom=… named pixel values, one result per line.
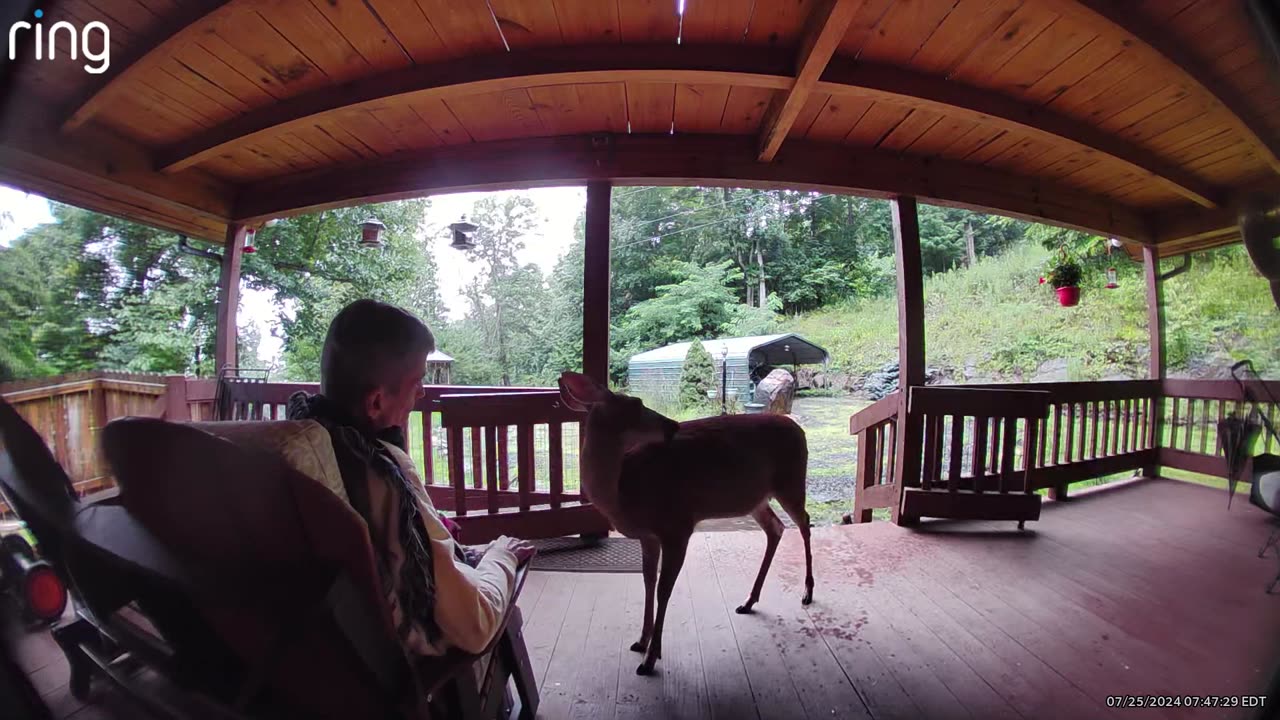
left=1084, top=401, right=1096, bottom=459
left=1170, top=396, right=1181, bottom=450
left=497, top=425, right=510, bottom=490
left=517, top=424, right=533, bottom=512
left=855, top=427, right=878, bottom=523
left=921, top=413, right=939, bottom=491
left=988, top=417, right=1001, bottom=476
left=485, top=426, right=499, bottom=515
left=421, top=411, right=434, bottom=484
left=1215, top=399, right=1226, bottom=454
left=948, top=414, right=964, bottom=492
left=972, top=415, right=988, bottom=492
left=471, top=428, right=483, bottom=489
left=999, top=417, right=1016, bottom=493
left=1052, top=403, right=1063, bottom=465
left=1065, top=403, right=1076, bottom=464
left=1035, top=413, right=1047, bottom=470
left=549, top=422, right=564, bottom=509
left=449, top=426, right=466, bottom=516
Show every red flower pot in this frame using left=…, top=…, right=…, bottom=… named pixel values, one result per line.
left=1056, top=286, right=1080, bottom=307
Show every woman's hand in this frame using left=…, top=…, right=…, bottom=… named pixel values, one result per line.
left=488, top=535, right=536, bottom=564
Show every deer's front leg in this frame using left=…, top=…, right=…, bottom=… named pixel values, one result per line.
left=637, top=534, right=689, bottom=675
left=631, top=536, right=660, bottom=653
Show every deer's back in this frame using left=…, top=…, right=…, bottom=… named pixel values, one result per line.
left=616, top=413, right=807, bottom=526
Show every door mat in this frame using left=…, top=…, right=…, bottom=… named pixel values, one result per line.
left=529, top=536, right=642, bottom=573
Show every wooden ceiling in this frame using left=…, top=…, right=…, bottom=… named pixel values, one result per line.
left=1, top=0, right=1278, bottom=255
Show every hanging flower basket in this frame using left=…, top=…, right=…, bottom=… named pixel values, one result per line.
left=1042, top=248, right=1083, bottom=308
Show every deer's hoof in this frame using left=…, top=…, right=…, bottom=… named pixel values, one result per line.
left=734, top=604, right=755, bottom=614
left=629, top=641, right=647, bottom=653
left=636, top=662, right=655, bottom=676
left=802, top=590, right=813, bottom=605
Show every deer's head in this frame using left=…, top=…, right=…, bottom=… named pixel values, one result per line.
left=558, top=372, right=678, bottom=452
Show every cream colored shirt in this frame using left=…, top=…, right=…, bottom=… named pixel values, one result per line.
left=370, top=442, right=519, bottom=656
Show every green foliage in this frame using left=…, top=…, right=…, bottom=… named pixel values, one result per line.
left=1043, top=248, right=1084, bottom=288
left=795, top=242, right=1278, bottom=382
left=678, top=341, right=716, bottom=410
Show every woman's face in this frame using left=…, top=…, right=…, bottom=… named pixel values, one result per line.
left=367, top=352, right=428, bottom=430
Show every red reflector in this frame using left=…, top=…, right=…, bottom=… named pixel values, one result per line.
left=26, top=568, right=66, bottom=621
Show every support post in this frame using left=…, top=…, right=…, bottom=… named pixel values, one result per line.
left=582, top=182, right=612, bottom=385
left=1143, top=245, right=1165, bottom=478
left=214, top=223, right=246, bottom=375
left=891, top=196, right=925, bottom=524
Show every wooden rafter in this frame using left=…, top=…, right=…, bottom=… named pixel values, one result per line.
left=61, top=1, right=235, bottom=132
left=231, top=134, right=1150, bottom=242
left=1, top=104, right=232, bottom=241
left=1049, top=0, right=1280, bottom=175
left=756, top=0, right=859, bottom=162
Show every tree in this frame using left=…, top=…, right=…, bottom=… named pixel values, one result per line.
left=244, top=199, right=437, bottom=380
left=678, top=340, right=715, bottom=409
left=457, top=194, right=540, bottom=386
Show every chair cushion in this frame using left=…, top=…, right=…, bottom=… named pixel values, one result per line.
left=189, top=421, right=348, bottom=504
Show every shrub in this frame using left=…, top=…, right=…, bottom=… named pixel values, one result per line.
left=678, top=340, right=716, bottom=410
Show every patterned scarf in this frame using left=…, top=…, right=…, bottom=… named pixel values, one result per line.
left=286, top=392, right=447, bottom=646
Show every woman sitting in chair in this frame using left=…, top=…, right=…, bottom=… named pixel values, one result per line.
left=287, top=299, right=535, bottom=657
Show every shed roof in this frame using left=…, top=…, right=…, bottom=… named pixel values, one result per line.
left=1, top=0, right=1277, bottom=256
left=630, top=334, right=829, bottom=367
left=427, top=350, right=454, bottom=364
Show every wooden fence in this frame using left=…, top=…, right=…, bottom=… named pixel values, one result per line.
left=0, top=371, right=172, bottom=511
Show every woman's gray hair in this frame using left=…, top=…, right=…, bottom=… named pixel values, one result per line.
left=320, top=299, right=434, bottom=410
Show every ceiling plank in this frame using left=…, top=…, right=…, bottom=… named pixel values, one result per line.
left=1046, top=0, right=1280, bottom=175
left=157, top=44, right=796, bottom=172
left=61, top=0, right=232, bottom=132
left=817, top=59, right=1226, bottom=208
left=154, top=44, right=1226, bottom=210
left=756, top=0, right=860, bottom=162
left=233, top=133, right=1151, bottom=243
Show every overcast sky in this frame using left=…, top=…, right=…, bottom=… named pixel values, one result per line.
left=0, top=184, right=585, bottom=364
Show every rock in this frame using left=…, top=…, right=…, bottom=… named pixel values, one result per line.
left=755, top=369, right=797, bottom=414
left=1031, top=358, right=1070, bottom=383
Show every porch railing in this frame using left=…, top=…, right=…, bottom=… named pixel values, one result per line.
left=0, top=371, right=174, bottom=509
left=849, top=377, right=1279, bottom=523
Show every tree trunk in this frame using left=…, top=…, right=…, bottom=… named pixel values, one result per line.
left=964, top=220, right=977, bottom=268
left=746, top=285, right=754, bottom=308
left=756, top=246, right=767, bottom=308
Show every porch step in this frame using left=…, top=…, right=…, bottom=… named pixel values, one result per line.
left=900, top=487, right=1041, bottom=523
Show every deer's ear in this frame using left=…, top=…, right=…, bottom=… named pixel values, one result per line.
left=558, top=371, right=605, bottom=410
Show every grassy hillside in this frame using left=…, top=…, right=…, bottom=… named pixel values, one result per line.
left=793, top=243, right=1279, bottom=384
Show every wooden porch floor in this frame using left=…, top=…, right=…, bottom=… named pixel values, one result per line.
left=7, top=478, right=1279, bottom=719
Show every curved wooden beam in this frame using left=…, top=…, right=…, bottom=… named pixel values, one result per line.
left=1049, top=0, right=1280, bottom=175
left=156, top=43, right=1223, bottom=208
left=232, top=133, right=1151, bottom=243
left=816, top=60, right=1225, bottom=208
left=60, top=1, right=233, bottom=132
left=157, top=44, right=796, bottom=173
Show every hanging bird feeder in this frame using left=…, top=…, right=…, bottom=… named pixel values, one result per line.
left=242, top=227, right=257, bottom=254
left=359, top=217, right=386, bottom=249
left=449, top=216, right=478, bottom=250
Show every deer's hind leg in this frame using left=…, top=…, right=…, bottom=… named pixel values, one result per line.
left=735, top=503, right=784, bottom=614
left=776, top=490, right=814, bottom=606
left=631, top=536, right=660, bottom=653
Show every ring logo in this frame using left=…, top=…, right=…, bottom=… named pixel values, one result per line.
left=8, top=9, right=110, bottom=75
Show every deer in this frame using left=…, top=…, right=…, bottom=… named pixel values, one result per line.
left=557, top=371, right=813, bottom=676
